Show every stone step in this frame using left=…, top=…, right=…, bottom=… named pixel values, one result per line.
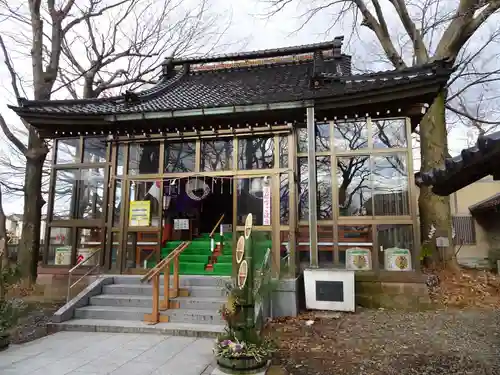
left=164, top=309, right=224, bottom=325
left=74, top=305, right=224, bottom=325
left=48, top=319, right=224, bottom=338
left=103, top=284, right=228, bottom=298
left=112, top=275, right=230, bottom=287
left=89, top=294, right=225, bottom=310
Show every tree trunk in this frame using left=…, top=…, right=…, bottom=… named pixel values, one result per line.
left=18, top=131, right=47, bottom=285
left=0, top=186, right=7, bottom=300
left=418, top=90, right=459, bottom=272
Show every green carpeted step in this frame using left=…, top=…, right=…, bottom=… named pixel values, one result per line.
left=216, top=255, right=232, bottom=263
left=212, top=263, right=232, bottom=275
left=179, top=254, right=210, bottom=263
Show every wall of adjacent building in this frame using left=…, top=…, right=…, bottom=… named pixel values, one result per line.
left=417, top=178, right=500, bottom=268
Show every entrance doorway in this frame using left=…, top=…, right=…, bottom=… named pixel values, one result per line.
left=163, top=177, right=234, bottom=241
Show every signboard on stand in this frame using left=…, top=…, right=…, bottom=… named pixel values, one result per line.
left=384, top=248, right=412, bottom=271
left=174, top=219, right=190, bottom=230
left=129, top=201, right=150, bottom=226
left=262, top=184, right=271, bottom=225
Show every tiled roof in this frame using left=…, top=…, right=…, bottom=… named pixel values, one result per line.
left=469, top=193, right=500, bottom=214
left=9, top=40, right=453, bottom=118
left=416, top=131, right=500, bottom=196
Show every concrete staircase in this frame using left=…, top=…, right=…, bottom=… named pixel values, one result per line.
left=50, top=275, right=229, bottom=338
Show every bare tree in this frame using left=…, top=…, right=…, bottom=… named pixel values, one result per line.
left=263, top=0, right=500, bottom=270
left=0, top=0, right=233, bottom=285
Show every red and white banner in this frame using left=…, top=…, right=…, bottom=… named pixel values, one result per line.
left=262, top=185, right=271, bottom=225
left=147, top=181, right=161, bottom=202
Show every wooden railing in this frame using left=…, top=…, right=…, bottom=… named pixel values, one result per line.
left=141, top=241, right=190, bottom=324
left=209, top=214, right=225, bottom=253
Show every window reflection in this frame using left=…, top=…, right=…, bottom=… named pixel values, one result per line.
left=297, top=128, right=307, bottom=153
left=371, top=154, right=409, bottom=215
left=316, top=156, right=332, bottom=219
left=113, top=180, right=122, bottom=226
left=236, top=177, right=271, bottom=226
left=116, top=144, right=125, bottom=175
left=83, top=137, right=107, bottom=163
left=280, top=174, right=289, bottom=225
left=298, top=158, right=309, bottom=220
left=372, top=119, right=407, bottom=149
left=52, top=168, right=104, bottom=220
left=129, top=142, right=160, bottom=175
left=47, top=227, right=73, bottom=265
left=56, top=138, right=80, bottom=164
left=128, top=180, right=161, bottom=227
left=315, top=123, right=330, bottom=152
left=201, top=139, right=232, bottom=171
left=279, top=136, right=288, bottom=168
left=77, top=168, right=105, bottom=219
left=77, top=228, right=104, bottom=265
left=334, top=121, right=368, bottom=151
left=165, top=141, right=196, bottom=173
left=337, top=156, right=371, bottom=216
left=238, top=137, right=274, bottom=170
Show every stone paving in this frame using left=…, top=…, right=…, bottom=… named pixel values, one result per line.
left=0, top=332, right=216, bottom=375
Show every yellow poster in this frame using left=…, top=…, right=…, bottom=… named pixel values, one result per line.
left=129, top=201, right=151, bottom=226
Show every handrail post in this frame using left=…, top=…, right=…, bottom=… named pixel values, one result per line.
left=162, top=264, right=170, bottom=310
left=152, top=274, right=160, bottom=323
left=173, top=255, right=179, bottom=298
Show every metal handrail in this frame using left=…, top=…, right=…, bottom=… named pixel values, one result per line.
left=67, top=249, right=102, bottom=302
left=209, top=214, right=225, bottom=238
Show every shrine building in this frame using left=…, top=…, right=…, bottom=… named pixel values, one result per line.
left=10, top=37, right=454, bottom=311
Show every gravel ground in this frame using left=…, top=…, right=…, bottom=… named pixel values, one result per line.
left=267, top=309, right=500, bottom=375
left=8, top=303, right=61, bottom=344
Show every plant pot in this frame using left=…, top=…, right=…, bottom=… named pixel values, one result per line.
left=216, top=355, right=268, bottom=374
left=0, top=332, right=10, bottom=351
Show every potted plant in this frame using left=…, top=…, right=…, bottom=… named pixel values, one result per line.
left=213, top=282, right=275, bottom=373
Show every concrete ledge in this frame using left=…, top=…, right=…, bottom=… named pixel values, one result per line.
left=52, top=276, right=114, bottom=323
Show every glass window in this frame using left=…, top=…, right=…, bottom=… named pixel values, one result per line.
left=338, top=225, right=373, bottom=266
left=83, top=137, right=107, bottom=163
left=165, top=141, right=196, bottom=173
left=298, top=158, right=308, bottom=220
left=236, top=177, right=271, bottom=226
left=297, top=225, right=310, bottom=265
left=53, top=169, right=78, bottom=219
left=280, top=173, right=289, bottom=225
left=337, top=156, right=371, bottom=216
left=377, top=224, right=413, bottom=269
left=372, top=119, right=407, bottom=149
left=371, top=154, right=409, bottom=216
left=297, top=128, right=307, bottom=153
left=76, top=168, right=105, bottom=219
left=279, top=136, right=288, bottom=168
left=201, top=139, right=232, bottom=171
left=238, top=136, right=274, bottom=170
left=112, top=180, right=123, bottom=226
left=318, top=226, right=334, bottom=266
left=110, top=232, right=120, bottom=269
left=128, top=180, right=161, bottom=227
left=316, top=122, right=330, bottom=152
left=334, top=121, right=368, bottom=151
left=56, top=138, right=80, bottom=164
left=116, top=144, right=125, bottom=175
left=47, top=227, right=73, bottom=265
left=128, top=142, right=160, bottom=175
left=76, top=228, right=104, bottom=265
left=316, top=156, right=332, bottom=219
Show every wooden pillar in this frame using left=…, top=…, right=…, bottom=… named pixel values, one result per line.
left=306, top=107, right=318, bottom=267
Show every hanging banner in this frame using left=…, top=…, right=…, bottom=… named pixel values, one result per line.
left=129, top=201, right=151, bottom=226
left=262, top=184, right=271, bottom=225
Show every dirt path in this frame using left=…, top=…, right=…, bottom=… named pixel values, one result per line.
left=268, top=309, right=500, bottom=375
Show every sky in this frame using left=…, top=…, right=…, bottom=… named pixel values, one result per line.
left=0, top=0, right=499, bottom=215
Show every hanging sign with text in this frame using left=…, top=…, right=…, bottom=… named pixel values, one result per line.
left=262, top=184, right=271, bottom=225
left=129, top=201, right=151, bottom=226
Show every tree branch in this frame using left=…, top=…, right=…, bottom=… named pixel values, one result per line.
left=0, top=114, right=27, bottom=155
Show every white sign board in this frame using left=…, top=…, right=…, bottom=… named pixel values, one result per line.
left=174, top=219, right=189, bottom=230
left=220, top=224, right=233, bottom=233
left=436, top=236, right=450, bottom=247
left=384, top=248, right=412, bottom=271
left=345, top=248, right=372, bottom=271
left=262, top=184, right=271, bottom=225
